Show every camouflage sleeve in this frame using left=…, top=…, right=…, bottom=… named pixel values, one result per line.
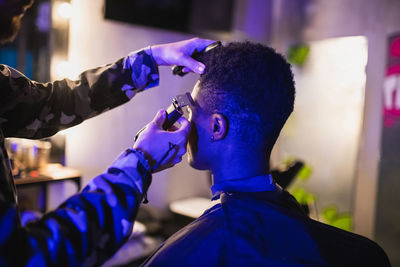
left=0, top=47, right=159, bottom=139
left=0, top=148, right=152, bottom=266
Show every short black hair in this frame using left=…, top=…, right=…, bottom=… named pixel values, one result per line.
left=197, top=41, right=295, bottom=151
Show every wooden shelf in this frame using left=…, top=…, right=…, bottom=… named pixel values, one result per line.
left=14, top=164, right=81, bottom=186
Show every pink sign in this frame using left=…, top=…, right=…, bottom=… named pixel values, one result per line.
left=383, top=34, right=400, bottom=127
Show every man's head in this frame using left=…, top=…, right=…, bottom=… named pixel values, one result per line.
left=0, top=0, right=34, bottom=44
left=187, top=41, right=295, bottom=170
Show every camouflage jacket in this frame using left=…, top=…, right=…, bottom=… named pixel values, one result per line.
left=0, top=48, right=159, bottom=266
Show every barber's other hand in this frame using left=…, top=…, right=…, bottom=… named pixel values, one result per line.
left=133, top=110, right=191, bottom=173
left=151, top=38, right=215, bottom=74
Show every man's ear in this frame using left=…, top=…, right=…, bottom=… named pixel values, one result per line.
left=210, top=113, right=228, bottom=141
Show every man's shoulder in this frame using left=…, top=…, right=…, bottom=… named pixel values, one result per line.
left=142, top=203, right=228, bottom=266
left=168, top=203, right=227, bottom=242
left=221, top=191, right=390, bottom=266
left=305, top=218, right=391, bottom=266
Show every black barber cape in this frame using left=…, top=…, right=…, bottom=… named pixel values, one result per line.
left=142, top=190, right=390, bottom=266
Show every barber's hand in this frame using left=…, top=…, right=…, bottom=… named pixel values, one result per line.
left=151, top=38, right=215, bottom=74
left=133, top=110, right=191, bottom=173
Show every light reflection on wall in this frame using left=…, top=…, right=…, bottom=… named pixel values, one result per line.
left=274, top=36, right=368, bottom=217
left=50, top=0, right=73, bottom=81
left=56, top=2, right=72, bottom=19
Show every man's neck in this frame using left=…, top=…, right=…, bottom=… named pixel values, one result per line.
left=210, top=147, right=270, bottom=185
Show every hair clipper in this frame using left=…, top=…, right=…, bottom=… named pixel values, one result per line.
left=162, top=92, right=194, bottom=129
left=134, top=92, right=194, bottom=142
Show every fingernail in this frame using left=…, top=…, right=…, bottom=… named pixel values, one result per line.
left=197, top=65, right=205, bottom=73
